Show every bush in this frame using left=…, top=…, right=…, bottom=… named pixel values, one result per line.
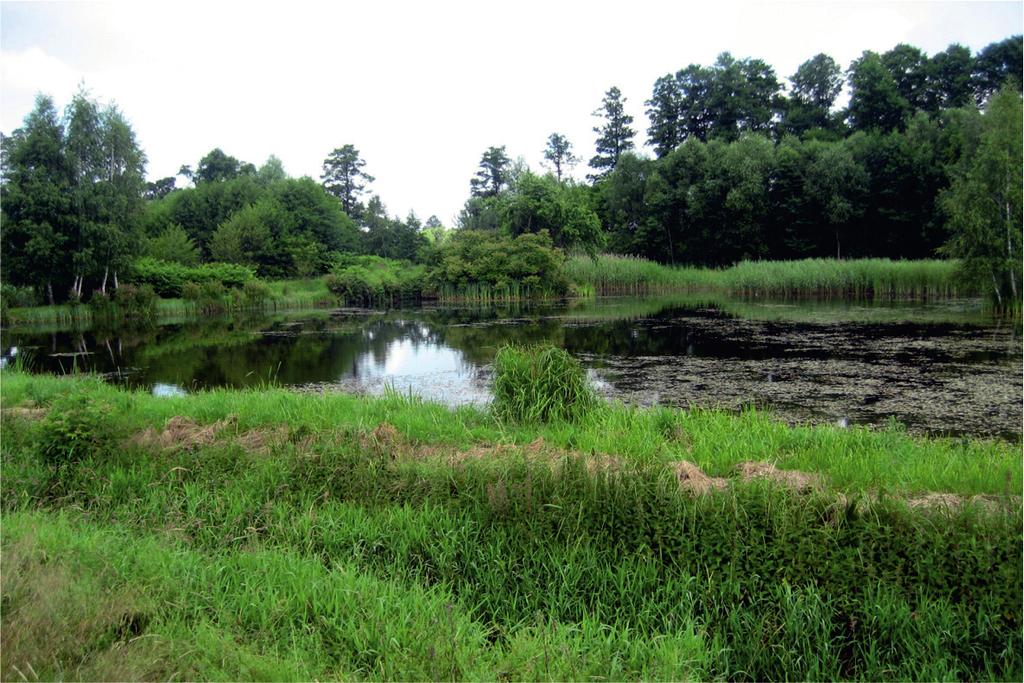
left=0, top=284, right=40, bottom=309
left=242, top=279, right=271, bottom=307
left=36, top=393, right=118, bottom=467
left=182, top=280, right=229, bottom=313
left=130, top=258, right=255, bottom=297
left=114, top=283, right=158, bottom=319
left=427, top=229, right=569, bottom=299
left=491, top=344, right=596, bottom=423
left=324, top=256, right=425, bottom=306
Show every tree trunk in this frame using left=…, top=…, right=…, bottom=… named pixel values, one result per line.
left=113, top=270, right=119, bottom=290
left=991, top=268, right=1004, bottom=308
left=835, top=230, right=841, bottom=260
left=1007, top=205, right=1018, bottom=300
left=47, top=281, right=54, bottom=306
left=101, top=266, right=109, bottom=295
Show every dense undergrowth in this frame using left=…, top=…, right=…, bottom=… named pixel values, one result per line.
left=1, top=368, right=1021, bottom=681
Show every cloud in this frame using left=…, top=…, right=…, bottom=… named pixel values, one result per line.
left=1, top=1, right=1020, bottom=224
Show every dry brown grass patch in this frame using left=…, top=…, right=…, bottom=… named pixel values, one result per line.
left=1, top=406, right=47, bottom=421
left=670, top=460, right=728, bottom=495
left=127, top=414, right=238, bottom=452
left=735, top=460, right=823, bottom=493
left=236, top=425, right=291, bottom=455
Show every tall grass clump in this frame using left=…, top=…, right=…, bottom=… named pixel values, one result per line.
left=564, top=254, right=717, bottom=294
left=492, top=344, right=596, bottom=423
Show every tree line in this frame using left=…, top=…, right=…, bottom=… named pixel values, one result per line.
left=1, top=36, right=1020, bottom=305
left=457, top=36, right=1021, bottom=301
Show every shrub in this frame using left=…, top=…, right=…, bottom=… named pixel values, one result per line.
left=36, top=393, right=118, bottom=466
left=130, top=258, right=255, bottom=297
left=114, top=283, right=158, bottom=319
left=492, top=344, right=596, bottom=423
left=427, top=229, right=569, bottom=300
left=182, top=280, right=228, bottom=313
left=0, top=284, right=40, bottom=309
left=324, top=256, right=425, bottom=306
left=242, top=279, right=271, bottom=307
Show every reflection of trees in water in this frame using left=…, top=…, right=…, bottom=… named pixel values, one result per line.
left=9, top=300, right=1016, bottom=394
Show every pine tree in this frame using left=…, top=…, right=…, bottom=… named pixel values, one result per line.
left=321, top=145, right=374, bottom=217
left=589, top=87, right=635, bottom=181
left=541, top=133, right=578, bottom=181
left=469, top=146, right=511, bottom=197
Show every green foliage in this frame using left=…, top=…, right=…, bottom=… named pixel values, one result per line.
left=324, top=256, right=425, bottom=305
left=1, top=89, right=146, bottom=302
left=321, top=144, right=374, bottom=217
left=492, top=344, right=596, bottom=423
left=504, top=172, right=603, bottom=254
left=0, top=284, right=41, bottom=309
left=130, top=257, right=255, bottom=297
left=589, top=86, right=635, bottom=179
left=541, top=132, right=578, bottom=181
left=143, top=224, right=200, bottom=265
left=112, top=283, right=157, bottom=319
left=469, top=146, right=511, bottom=198
left=427, top=229, right=568, bottom=299
left=566, top=254, right=964, bottom=298
left=35, top=392, right=118, bottom=466
left=846, top=51, right=911, bottom=132
left=208, top=200, right=281, bottom=274
left=941, top=87, right=1023, bottom=309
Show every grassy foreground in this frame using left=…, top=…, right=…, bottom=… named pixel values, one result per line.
left=1, top=370, right=1021, bottom=680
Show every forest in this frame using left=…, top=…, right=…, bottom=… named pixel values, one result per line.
left=1, top=36, right=1021, bottom=306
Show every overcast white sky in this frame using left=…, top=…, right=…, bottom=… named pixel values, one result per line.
left=2, top=1, right=1021, bottom=224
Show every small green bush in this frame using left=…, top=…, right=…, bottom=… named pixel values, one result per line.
left=428, top=229, right=569, bottom=300
left=36, top=394, right=118, bottom=466
left=242, top=280, right=271, bottom=307
left=0, top=283, right=40, bottom=309
left=492, top=344, right=596, bottom=423
left=114, top=283, right=158, bottom=318
left=324, top=256, right=425, bottom=306
left=130, top=258, right=255, bottom=297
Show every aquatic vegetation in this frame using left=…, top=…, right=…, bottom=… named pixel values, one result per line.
left=567, top=254, right=968, bottom=299
left=492, top=344, right=596, bottom=423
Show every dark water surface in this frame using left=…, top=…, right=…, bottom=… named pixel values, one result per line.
left=2, top=295, right=1020, bottom=439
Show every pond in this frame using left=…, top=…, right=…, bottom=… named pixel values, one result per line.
left=2, top=294, right=1020, bottom=439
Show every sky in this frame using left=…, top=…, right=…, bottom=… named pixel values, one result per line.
left=2, top=1, right=1021, bottom=224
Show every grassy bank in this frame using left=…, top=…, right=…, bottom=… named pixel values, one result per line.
left=1, top=370, right=1021, bottom=680
left=567, top=255, right=966, bottom=299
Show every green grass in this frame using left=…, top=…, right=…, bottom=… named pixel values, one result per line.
left=2, top=371, right=1021, bottom=681
left=492, top=344, right=597, bottom=424
left=567, top=255, right=968, bottom=300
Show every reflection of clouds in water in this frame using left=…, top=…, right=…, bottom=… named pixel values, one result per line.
left=0, top=346, right=18, bottom=369
left=152, top=383, right=187, bottom=398
left=333, top=337, right=487, bottom=405
left=353, top=338, right=474, bottom=381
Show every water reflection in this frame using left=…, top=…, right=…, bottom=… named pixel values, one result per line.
left=1, top=296, right=1020, bottom=438
left=152, top=383, right=187, bottom=398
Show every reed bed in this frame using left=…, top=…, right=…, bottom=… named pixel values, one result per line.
left=567, top=255, right=968, bottom=300
left=721, top=258, right=962, bottom=299
left=435, top=282, right=563, bottom=303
